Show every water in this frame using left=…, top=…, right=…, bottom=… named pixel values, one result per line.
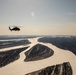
left=0, top=37, right=76, bottom=75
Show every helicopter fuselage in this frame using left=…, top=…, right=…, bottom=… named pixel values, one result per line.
left=9, top=27, right=20, bottom=31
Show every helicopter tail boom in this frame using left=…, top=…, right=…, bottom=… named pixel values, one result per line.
left=9, top=27, right=12, bottom=31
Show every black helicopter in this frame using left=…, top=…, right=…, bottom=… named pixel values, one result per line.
left=9, top=26, right=20, bottom=31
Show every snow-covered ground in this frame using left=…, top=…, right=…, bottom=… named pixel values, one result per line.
left=0, top=37, right=76, bottom=75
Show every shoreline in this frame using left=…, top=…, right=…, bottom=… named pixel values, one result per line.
left=0, top=37, right=76, bottom=75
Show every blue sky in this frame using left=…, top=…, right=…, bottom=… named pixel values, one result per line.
left=0, top=0, right=76, bottom=35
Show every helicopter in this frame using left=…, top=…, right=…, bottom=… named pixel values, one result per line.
left=9, top=26, right=20, bottom=31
